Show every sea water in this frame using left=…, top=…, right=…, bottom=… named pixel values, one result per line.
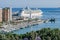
left=12, top=8, right=60, bottom=34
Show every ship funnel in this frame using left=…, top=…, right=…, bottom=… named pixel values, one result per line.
left=25, top=6, right=30, bottom=10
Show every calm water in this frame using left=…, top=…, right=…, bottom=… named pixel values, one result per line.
left=12, top=8, right=60, bottom=34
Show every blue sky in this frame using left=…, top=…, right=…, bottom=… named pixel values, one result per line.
left=0, top=0, right=60, bottom=8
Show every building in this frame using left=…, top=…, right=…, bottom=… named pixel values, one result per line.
left=0, top=8, right=2, bottom=22
left=10, top=8, right=12, bottom=21
left=2, top=7, right=12, bottom=22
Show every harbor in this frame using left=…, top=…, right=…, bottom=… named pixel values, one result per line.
left=0, top=7, right=56, bottom=34
left=0, top=7, right=44, bottom=33
left=0, top=0, right=60, bottom=40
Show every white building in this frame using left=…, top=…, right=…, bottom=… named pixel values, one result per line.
left=10, top=8, right=12, bottom=21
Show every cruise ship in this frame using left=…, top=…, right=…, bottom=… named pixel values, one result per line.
left=21, top=7, right=43, bottom=20
left=12, top=7, right=43, bottom=21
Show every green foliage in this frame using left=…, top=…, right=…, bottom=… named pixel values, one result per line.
left=0, top=22, right=3, bottom=26
left=0, top=28, right=60, bottom=40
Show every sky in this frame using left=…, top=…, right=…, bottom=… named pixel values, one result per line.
left=0, top=0, right=60, bottom=8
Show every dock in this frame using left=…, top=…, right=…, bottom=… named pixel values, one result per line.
left=0, top=19, right=52, bottom=32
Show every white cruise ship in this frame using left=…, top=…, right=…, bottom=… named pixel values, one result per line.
left=21, top=7, right=43, bottom=20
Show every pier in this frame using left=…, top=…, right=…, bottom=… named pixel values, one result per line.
left=0, top=18, right=55, bottom=32
left=0, top=19, right=44, bottom=32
